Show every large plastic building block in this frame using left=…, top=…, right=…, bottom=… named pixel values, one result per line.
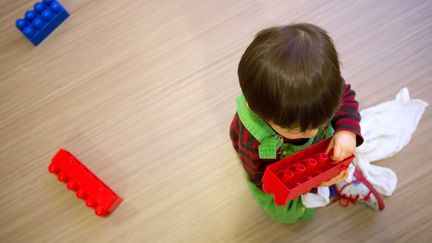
left=262, top=137, right=354, bottom=206
left=48, top=149, right=123, bottom=216
left=15, top=0, right=69, bottom=46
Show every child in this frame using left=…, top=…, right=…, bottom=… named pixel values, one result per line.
left=229, top=23, right=384, bottom=224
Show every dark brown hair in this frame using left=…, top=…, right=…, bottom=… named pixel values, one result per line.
left=238, top=23, right=343, bottom=131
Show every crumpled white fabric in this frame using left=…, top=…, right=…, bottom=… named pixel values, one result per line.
left=302, top=87, right=428, bottom=207
left=301, top=164, right=355, bottom=208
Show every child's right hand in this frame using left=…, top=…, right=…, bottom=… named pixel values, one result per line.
left=325, top=131, right=357, bottom=162
left=320, top=169, right=348, bottom=186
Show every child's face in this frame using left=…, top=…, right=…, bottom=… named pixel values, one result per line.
left=268, top=121, right=319, bottom=140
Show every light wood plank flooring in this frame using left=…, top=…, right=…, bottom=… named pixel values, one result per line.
left=0, top=0, right=431, bottom=242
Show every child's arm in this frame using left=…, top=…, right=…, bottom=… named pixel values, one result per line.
left=326, top=80, right=363, bottom=162
left=230, top=113, right=277, bottom=189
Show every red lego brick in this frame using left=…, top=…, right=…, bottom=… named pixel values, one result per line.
left=48, top=149, right=123, bottom=216
left=262, top=137, right=354, bottom=206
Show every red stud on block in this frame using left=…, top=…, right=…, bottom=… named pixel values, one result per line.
left=48, top=149, right=123, bottom=216
left=262, top=137, right=354, bottom=206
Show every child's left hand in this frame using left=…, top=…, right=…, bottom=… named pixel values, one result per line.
left=325, top=131, right=357, bottom=162
left=321, top=169, right=348, bottom=186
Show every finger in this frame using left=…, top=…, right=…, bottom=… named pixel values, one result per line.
left=321, top=179, right=333, bottom=187
left=337, top=149, right=348, bottom=162
left=325, top=139, right=335, bottom=154
left=321, top=181, right=330, bottom=187
left=339, top=149, right=353, bottom=162
left=335, top=170, right=346, bottom=181
left=339, top=170, right=348, bottom=180
left=332, top=146, right=343, bottom=162
left=332, top=170, right=347, bottom=184
left=322, top=170, right=343, bottom=186
left=344, top=148, right=353, bottom=158
left=321, top=176, right=335, bottom=186
left=341, top=171, right=348, bottom=181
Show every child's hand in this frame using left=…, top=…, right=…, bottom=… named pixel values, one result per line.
left=321, top=169, right=348, bottom=186
left=325, top=131, right=357, bottom=162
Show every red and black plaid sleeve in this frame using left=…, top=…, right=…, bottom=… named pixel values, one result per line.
left=229, top=113, right=277, bottom=189
left=332, top=81, right=364, bottom=146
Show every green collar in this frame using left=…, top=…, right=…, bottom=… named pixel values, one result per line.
left=236, top=95, right=284, bottom=159
left=236, top=95, right=334, bottom=160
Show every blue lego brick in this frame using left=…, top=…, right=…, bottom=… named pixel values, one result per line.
left=15, top=0, right=69, bottom=46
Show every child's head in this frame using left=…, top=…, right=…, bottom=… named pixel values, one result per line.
left=238, top=23, right=343, bottom=139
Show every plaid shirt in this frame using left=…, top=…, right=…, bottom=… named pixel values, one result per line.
left=229, top=82, right=364, bottom=189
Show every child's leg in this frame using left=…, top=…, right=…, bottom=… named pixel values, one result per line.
left=333, top=168, right=385, bottom=211
left=329, top=185, right=338, bottom=198
left=246, top=180, right=315, bottom=224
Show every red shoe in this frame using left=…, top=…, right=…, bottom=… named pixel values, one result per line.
left=333, top=169, right=385, bottom=211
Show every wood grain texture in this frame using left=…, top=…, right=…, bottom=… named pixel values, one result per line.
left=0, top=0, right=431, bottom=242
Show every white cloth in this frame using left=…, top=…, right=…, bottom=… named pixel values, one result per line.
left=302, top=87, right=428, bottom=207
left=352, top=87, right=428, bottom=196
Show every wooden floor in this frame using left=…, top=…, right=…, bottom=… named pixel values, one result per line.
left=1, top=0, right=431, bottom=242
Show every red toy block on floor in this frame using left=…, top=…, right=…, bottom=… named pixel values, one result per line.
left=48, top=149, right=123, bottom=216
left=262, top=137, right=354, bottom=206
